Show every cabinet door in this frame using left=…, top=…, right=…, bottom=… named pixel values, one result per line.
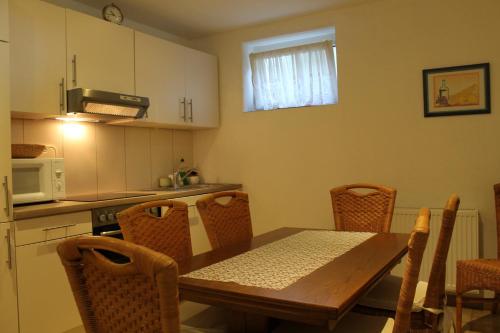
left=66, top=9, right=134, bottom=95
left=10, top=0, right=66, bottom=116
left=0, top=0, right=8, bottom=42
left=0, top=222, right=18, bottom=333
left=16, top=235, right=89, bottom=333
left=185, top=48, right=219, bottom=128
left=135, top=31, right=187, bottom=125
left=0, top=42, right=12, bottom=223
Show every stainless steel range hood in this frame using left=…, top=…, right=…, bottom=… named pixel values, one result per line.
left=65, top=88, right=149, bottom=122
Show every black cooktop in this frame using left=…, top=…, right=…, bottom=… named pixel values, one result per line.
left=63, top=192, right=155, bottom=202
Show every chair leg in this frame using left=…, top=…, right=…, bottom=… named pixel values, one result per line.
left=456, top=294, right=462, bottom=333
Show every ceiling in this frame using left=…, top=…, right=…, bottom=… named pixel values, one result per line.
left=74, top=0, right=371, bottom=39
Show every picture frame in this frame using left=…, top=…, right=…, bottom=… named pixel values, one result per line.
left=423, top=63, right=490, bottom=117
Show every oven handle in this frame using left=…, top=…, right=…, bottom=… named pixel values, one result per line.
left=100, top=230, right=122, bottom=237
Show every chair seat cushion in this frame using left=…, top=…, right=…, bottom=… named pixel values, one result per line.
left=273, top=313, right=394, bottom=333
left=357, top=274, right=428, bottom=311
left=457, top=259, right=500, bottom=293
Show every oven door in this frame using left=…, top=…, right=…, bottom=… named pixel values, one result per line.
left=12, top=159, right=53, bottom=205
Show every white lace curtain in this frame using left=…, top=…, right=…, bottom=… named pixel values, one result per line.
left=249, top=41, right=338, bottom=111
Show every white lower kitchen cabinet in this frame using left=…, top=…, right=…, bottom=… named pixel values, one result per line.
left=0, top=222, right=18, bottom=333
left=15, top=211, right=92, bottom=333
left=161, top=194, right=212, bottom=255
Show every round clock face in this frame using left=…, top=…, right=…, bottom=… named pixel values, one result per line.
left=103, top=4, right=123, bottom=24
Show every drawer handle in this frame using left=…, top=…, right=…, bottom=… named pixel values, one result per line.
left=42, top=224, right=76, bottom=232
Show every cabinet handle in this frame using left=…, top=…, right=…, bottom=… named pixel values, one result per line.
left=180, top=97, right=186, bottom=121
left=59, top=78, right=65, bottom=112
left=42, top=224, right=76, bottom=232
left=72, top=55, right=77, bottom=87
left=2, top=176, right=10, bottom=220
left=188, top=99, right=193, bottom=122
left=5, top=229, right=12, bottom=270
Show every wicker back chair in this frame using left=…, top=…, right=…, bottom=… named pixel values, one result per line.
left=196, top=191, right=253, bottom=249
left=117, top=200, right=192, bottom=263
left=330, top=184, right=397, bottom=233
left=57, top=235, right=180, bottom=333
left=423, top=194, right=460, bottom=311
left=456, top=184, right=500, bottom=333
left=393, top=208, right=430, bottom=333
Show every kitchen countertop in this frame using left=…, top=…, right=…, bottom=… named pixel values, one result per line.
left=13, top=183, right=242, bottom=220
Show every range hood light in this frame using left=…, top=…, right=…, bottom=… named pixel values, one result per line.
left=84, top=102, right=141, bottom=117
left=66, top=88, right=149, bottom=122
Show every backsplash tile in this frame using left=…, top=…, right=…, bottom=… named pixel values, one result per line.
left=11, top=119, right=194, bottom=196
left=11, top=119, right=23, bottom=144
left=96, top=125, right=126, bottom=193
left=125, top=127, right=152, bottom=191
left=173, top=130, right=194, bottom=170
left=150, top=128, right=173, bottom=189
left=63, top=122, right=97, bottom=195
left=23, top=119, right=63, bottom=158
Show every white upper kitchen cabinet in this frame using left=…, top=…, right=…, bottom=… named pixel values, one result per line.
left=185, top=48, right=219, bottom=128
left=0, top=42, right=12, bottom=223
left=0, top=222, right=18, bottom=333
left=135, top=32, right=219, bottom=128
left=0, top=0, right=8, bottom=42
left=66, top=9, right=135, bottom=95
left=135, top=31, right=187, bottom=126
left=10, top=0, right=67, bottom=117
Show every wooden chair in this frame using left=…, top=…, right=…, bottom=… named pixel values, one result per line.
left=330, top=183, right=397, bottom=233
left=57, top=235, right=193, bottom=333
left=117, top=200, right=192, bottom=263
left=196, top=191, right=253, bottom=249
left=456, top=184, right=500, bottom=333
left=274, top=208, right=431, bottom=333
left=357, top=194, right=460, bottom=331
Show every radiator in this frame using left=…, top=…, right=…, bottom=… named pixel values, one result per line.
left=390, top=208, right=479, bottom=291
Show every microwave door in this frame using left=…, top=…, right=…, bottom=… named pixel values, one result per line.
left=12, top=160, right=53, bottom=204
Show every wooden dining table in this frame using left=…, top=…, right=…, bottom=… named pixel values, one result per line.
left=178, top=228, right=409, bottom=332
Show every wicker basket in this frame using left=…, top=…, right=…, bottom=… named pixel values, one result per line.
left=11, top=144, right=46, bottom=158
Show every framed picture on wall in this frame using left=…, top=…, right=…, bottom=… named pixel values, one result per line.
left=423, top=63, right=490, bottom=117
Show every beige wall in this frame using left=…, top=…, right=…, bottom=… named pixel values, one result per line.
left=193, top=0, right=500, bottom=257
left=11, top=119, right=193, bottom=195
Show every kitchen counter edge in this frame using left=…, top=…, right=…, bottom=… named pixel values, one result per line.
left=13, top=184, right=242, bottom=220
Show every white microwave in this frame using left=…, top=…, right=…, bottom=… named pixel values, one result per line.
left=12, top=158, right=66, bottom=205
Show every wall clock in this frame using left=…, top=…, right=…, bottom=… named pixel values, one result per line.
left=102, top=3, right=124, bottom=25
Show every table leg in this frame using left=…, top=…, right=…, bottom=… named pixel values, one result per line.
left=328, top=319, right=338, bottom=331
left=228, top=311, right=270, bottom=333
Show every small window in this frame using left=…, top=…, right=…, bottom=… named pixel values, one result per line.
left=243, top=28, right=338, bottom=112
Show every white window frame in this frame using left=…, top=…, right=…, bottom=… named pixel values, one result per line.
left=242, top=27, right=337, bottom=112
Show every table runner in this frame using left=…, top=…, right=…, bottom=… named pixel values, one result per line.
left=183, top=230, right=374, bottom=290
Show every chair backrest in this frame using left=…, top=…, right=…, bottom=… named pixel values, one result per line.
left=495, top=183, right=500, bottom=259
left=423, top=194, right=460, bottom=310
left=117, top=200, right=192, bottom=263
left=196, top=191, right=253, bottom=249
left=330, top=183, right=397, bottom=233
left=57, top=236, right=180, bottom=333
left=393, top=208, right=430, bottom=333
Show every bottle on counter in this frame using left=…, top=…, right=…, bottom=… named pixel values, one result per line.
left=178, top=158, right=190, bottom=186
